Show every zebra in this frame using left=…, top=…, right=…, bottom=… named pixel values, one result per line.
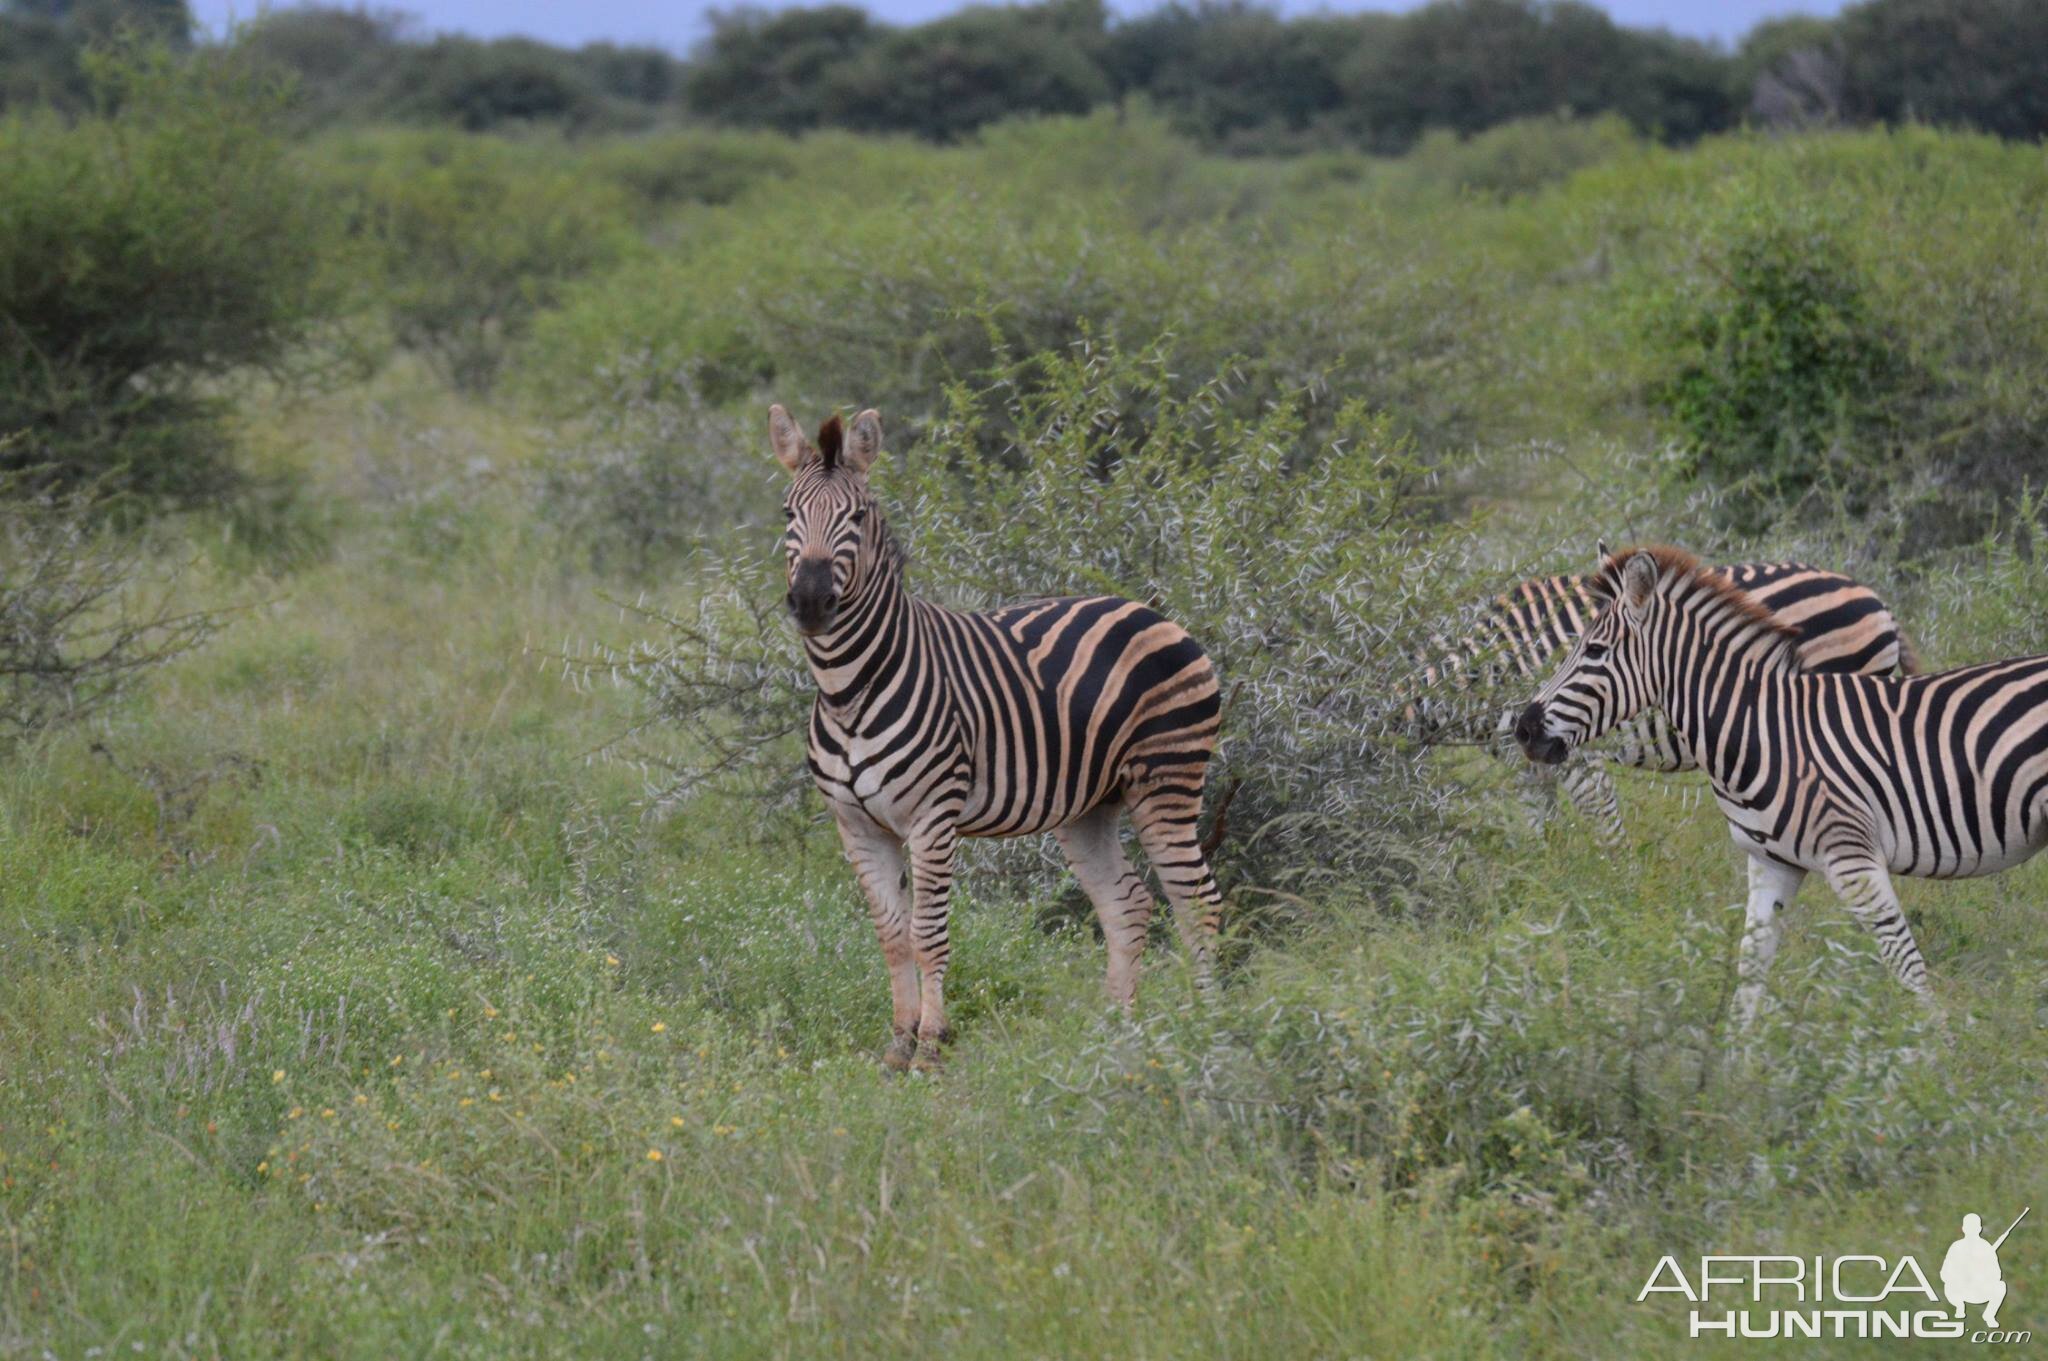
left=769, top=404, right=1227, bottom=1070
left=1414, top=560, right=1913, bottom=846
left=1515, top=544, right=2048, bottom=1025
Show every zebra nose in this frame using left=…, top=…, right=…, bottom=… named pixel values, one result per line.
left=787, top=560, right=838, bottom=634
left=1513, top=701, right=1546, bottom=750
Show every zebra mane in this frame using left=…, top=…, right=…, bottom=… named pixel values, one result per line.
left=1602, top=544, right=1803, bottom=658
left=817, top=414, right=844, bottom=471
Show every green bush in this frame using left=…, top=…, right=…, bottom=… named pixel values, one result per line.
left=1393, top=113, right=1640, bottom=201
left=1646, top=196, right=1910, bottom=529
left=528, top=113, right=1501, bottom=456
left=309, top=129, right=638, bottom=390
left=1565, top=130, right=2048, bottom=544
left=0, top=45, right=330, bottom=501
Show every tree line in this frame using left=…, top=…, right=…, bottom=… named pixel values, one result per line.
left=4, top=0, right=2045, bottom=150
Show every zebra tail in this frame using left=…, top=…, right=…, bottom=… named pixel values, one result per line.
left=1201, top=775, right=1242, bottom=857
left=1894, top=625, right=1924, bottom=676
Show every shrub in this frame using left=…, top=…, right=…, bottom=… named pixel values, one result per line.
left=310, top=129, right=637, bottom=390
left=588, top=341, right=1487, bottom=899
left=528, top=113, right=1501, bottom=456
left=1645, top=196, right=1910, bottom=530
left=0, top=473, right=224, bottom=741
left=0, top=45, right=331, bottom=502
left=1393, top=113, right=1639, bottom=201
left=536, top=357, right=756, bottom=578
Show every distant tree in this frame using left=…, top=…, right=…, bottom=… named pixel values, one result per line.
left=577, top=42, right=686, bottom=107
left=1738, top=16, right=1844, bottom=128
left=1105, top=3, right=1357, bottom=143
left=0, top=0, right=190, bottom=111
left=822, top=0, right=1112, bottom=141
left=383, top=36, right=609, bottom=131
left=1836, top=0, right=2048, bottom=139
left=234, top=6, right=407, bottom=124
left=1338, top=0, right=1730, bottom=153
left=683, top=6, right=878, bottom=132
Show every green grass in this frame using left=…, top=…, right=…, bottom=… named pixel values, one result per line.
left=3, top=383, right=2044, bottom=1357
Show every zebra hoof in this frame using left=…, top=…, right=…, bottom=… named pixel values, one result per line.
left=910, top=1029, right=951, bottom=1074
left=882, top=1032, right=918, bottom=1072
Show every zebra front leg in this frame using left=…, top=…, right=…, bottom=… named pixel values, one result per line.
left=1821, top=855, right=1936, bottom=1008
left=1515, top=759, right=1559, bottom=835
left=1559, top=752, right=1624, bottom=849
left=833, top=807, right=920, bottom=1070
left=1732, top=856, right=1806, bottom=1028
left=907, top=817, right=961, bottom=1070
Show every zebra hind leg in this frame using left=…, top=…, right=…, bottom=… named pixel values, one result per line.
left=1053, top=802, right=1157, bottom=1010
left=1127, top=782, right=1224, bottom=993
left=1821, top=857, right=1936, bottom=1009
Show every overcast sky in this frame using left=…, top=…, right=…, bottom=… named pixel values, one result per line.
left=191, top=1, right=1850, bottom=52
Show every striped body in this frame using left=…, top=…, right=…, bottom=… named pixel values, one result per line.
left=1418, top=561, right=1910, bottom=843
left=807, top=595, right=1218, bottom=839
left=1517, top=545, right=2047, bottom=1023
left=771, top=404, right=1225, bottom=1069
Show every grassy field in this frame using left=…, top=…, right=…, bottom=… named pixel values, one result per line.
left=4, top=105, right=2048, bottom=1359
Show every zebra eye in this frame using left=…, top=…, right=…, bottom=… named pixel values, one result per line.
left=783, top=507, right=796, bottom=522
left=850, top=507, right=868, bottom=525
left=1584, top=642, right=1611, bottom=661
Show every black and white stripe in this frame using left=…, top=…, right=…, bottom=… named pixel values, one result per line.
left=1416, top=559, right=1912, bottom=844
left=771, top=404, right=1225, bottom=1069
left=1516, top=545, right=2048, bottom=1023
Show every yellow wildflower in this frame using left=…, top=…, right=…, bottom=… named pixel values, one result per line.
left=271, top=1070, right=285, bottom=1084
left=646, top=1148, right=663, bottom=1162
left=651, top=1022, right=666, bottom=1034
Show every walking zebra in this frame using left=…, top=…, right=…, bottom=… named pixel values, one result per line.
left=769, top=404, right=1227, bottom=1070
left=1416, top=560, right=1912, bottom=845
left=1515, top=545, right=2048, bottom=1024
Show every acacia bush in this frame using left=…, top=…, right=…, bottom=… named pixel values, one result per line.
left=310, top=129, right=638, bottom=391
left=0, top=473, right=223, bottom=741
left=1646, top=198, right=1909, bottom=530
left=591, top=341, right=1490, bottom=901
left=529, top=114, right=1502, bottom=456
left=0, top=46, right=330, bottom=502
left=1541, top=129, right=2048, bottom=548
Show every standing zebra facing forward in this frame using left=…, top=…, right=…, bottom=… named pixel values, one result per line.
left=1416, top=560, right=1913, bottom=845
left=1517, top=545, right=2048, bottom=1025
left=769, top=405, right=1227, bottom=1070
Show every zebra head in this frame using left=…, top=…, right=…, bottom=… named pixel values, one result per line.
left=1514, top=548, right=1665, bottom=766
left=769, top=404, right=888, bottom=637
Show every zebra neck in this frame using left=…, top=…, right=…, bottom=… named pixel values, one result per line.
left=1654, top=598, right=1800, bottom=781
left=800, top=565, right=915, bottom=720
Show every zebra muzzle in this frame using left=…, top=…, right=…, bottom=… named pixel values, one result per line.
left=1515, top=701, right=1568, bottom=765
left=787, top=560, right=839, bottom=635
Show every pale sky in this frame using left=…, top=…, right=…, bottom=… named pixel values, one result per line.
left=192, top=0, right=1851, bottom=52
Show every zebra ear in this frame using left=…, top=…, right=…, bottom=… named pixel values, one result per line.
left=1596, top=539, right=1611, bottom=569
left=844, top=409, right=882, bottom=475
left=768, top=403, right=812, bottom=473
left=1621, top=552, right=1658, bottom=620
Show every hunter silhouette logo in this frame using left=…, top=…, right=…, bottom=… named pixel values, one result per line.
left=1944, top=1209, right=2027, bottom=1330
left=1637, top=1206, right=2032, bottom=1343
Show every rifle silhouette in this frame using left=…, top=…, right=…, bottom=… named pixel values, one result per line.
left=1992, top=1207, right=2030, bottom=1252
